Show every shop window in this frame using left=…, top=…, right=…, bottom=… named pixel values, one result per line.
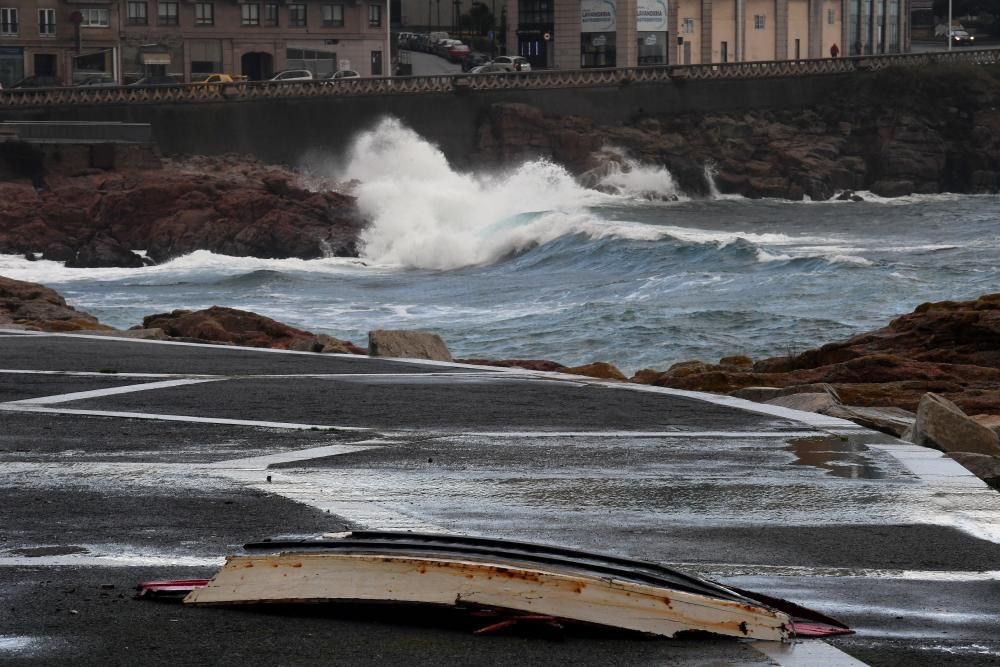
left=158, top=1, right=178, bottom=25
left=754, top=14, right=765, bottom=29
left=190, top=39, right=222, bottom=75
left=323, top=4, right=344, bottom=27
left=0, top=7, right=18, bottom=36
left=80, top=8, right=109, bottom=27
left=195, top=2, right=214, bottom=25
left=265, top=3, right=278, bottom=25
left=241, top=3, right=260, bottom=26
left=288, top=4, right=306, bottom=26
left=580, top=32, right=615, bottom=68
left=38, top=8, right=55, bottom=36
left=368, top=4, right=381, bottom=27
left=127, top=1, right=148, bottom=25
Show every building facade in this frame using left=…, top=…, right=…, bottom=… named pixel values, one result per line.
left=507, top=0, right=910, bottom=69
left=0, top=0, right=389, bottom=87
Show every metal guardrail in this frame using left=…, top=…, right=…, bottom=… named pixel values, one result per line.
left=2, top=49, right=999, bottom=108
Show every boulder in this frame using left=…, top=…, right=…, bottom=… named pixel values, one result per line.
left=910, top=393, right=1000, bottom=456
left=0, top=275, right=109, bottom=332
left=729, top=386, right=784, bottom=402
left=971, top=414, right=1000, bottom=438
left=561, top=362, right=628, bottom=382
left=368, top=330, right=453, bottom=362
left=765, top=392, right=841, bottom=414
left=823, top=405, right=916, bottom=438
left=142, top=306, right=315, bottom=349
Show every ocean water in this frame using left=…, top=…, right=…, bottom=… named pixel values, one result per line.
left=3, top=118, right=999, bottom=375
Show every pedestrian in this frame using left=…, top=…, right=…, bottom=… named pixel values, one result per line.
left=830, top=43, right=839, bottom=58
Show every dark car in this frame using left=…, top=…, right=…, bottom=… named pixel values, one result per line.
left=9, top=75, right=62, bottom=89
left=75, top=74, right=118, bottom=87
left=462, top=52, right=491, bottom=72
left=129, top=75, right=181, bottom=86
left=950, top=29, right=975, bottom=46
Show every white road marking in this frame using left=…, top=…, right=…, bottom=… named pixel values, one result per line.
left=464, top=430, right=823, bottom=438
left=0, top=405, right=371, bottom=431
left=755, top=640, right=869, bottom=666
left=5, top=378, right=223, bottom=405
left=205, top=442, right=385, bottom=469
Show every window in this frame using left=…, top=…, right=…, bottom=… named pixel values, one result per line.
left=753, top=14, right=765, bottom=29
left=264, top=3, right=278, bottom=25
left=79, top=8, right=110, bottom=27
left=681, top=17, right=694, bottom=34
left=158, top=1, right=178, bottom=25
left=38, top=8, right=55, bottom=35
left=195, top=2, right=214, bottom=25
left=322, top=4, right=344, bottom=26
left=288, top=3, right=305, bottom=26
left=368, top=4, right=381, bottom=27
left=0, top=7, right=18, bottom=35
left=827, top=8, right=835, bottom=24
left=127, top=1, right=148, bottom=25
left=241, top=3, right=260, bottom=25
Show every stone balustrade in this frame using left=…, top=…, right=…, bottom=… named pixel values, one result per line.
left=3, top=49, right=999, bottom=108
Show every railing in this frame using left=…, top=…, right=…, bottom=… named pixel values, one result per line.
left=3, top=48, right=1000, bottom=109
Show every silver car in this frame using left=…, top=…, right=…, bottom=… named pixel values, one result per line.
left=490, top=56, right=532, bottom=72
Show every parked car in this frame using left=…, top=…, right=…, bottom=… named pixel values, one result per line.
left=192, top=73, right=245, bottom=85
left=9, top=75, right=62, bottom=88
left=447, top=43, right=471, bottom=63
left=129, top=75, right=180, bottom=86
left=319, top=69, right=361, bottom=85
left=950, top=29, right=975, bottom=46
left=435, top=39, right=460, bottom=58
left=469, top=63, right=508, bottom=74
left=491, top=56, right=532, bottom=72
left=75, top=74, right=117, bottom=87
left=462, top=52, right=491, bottom=72
left=268, top=69, right=314, bottom=82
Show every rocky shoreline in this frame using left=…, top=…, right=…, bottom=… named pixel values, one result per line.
left=0, top=154, right=363, bottom=268
left=476, top=64, right=1000, bottom=200
left=3, top=275, right=997, bottom=487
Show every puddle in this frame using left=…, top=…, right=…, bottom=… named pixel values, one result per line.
left=786, top=436, right=888, bottom=479
left=9, top=545, right=89, bottom=557
left=0, top=635, right=40, bottom=654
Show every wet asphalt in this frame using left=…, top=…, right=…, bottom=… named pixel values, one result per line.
left=2, top=331, right=999, bottom=666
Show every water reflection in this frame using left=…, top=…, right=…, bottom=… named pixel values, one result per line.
left=786, top=437, right=888, bottom=480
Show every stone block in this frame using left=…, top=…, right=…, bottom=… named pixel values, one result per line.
left=765, top=392, right=840, bottom=414
left=911, top=393, right=1000, bottom=456
left=368, top=329, right=452, bottom=362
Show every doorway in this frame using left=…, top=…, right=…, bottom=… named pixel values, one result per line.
left=794, top=38, right=801, bottom=60
left=721, top=41, right=728, bottom=63
left=241, top=51, right=273, bottom=80
left=33, top=53, right=57, bottom=76
left=683, top=41, right=691, bottom=64
left=371, top=50, right=382, bottom=75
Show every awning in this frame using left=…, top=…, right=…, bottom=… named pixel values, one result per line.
left=142, top=53, right=171, bottom=65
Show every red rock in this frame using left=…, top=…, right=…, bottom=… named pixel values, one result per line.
left=561, top=362, right=628, bottom=381
left=456, top=359, right=567, bottom=372
left=141, top=306, right=317, bottom=349
left=0, top=275, right=110, bottom=331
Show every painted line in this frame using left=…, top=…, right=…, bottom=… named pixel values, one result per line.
left=872, top=443, right=1000, bottom=544
left=463, top=430, right=822, bottom=438
left=0, top=405, right=372, bottom=431
left=755, top=640, right=869, bottom=667
left=205, top=443, right=384, bottom=469
left=4, top=378, right=223, bottom=405
left=0, top=368, right=219, bottom=379
left=0, top=328, right=875, bottom=432
left=667, top=562, right=1000, bottom=581
left=0, top=554, right=223, bottom=567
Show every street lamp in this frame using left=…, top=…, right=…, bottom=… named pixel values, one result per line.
left=948, top=0, right=952, bottom=51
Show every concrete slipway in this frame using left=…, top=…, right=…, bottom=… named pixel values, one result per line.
left=1, top=330, right=999, bottom=666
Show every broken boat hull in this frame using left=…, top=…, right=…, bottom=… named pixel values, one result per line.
left=184, top=551, right=793, bottom=641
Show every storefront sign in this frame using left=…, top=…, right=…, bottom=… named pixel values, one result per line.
left=581, top=0, right=616, bottom=33
left=636, top=0, right=667, bottom=31
left=592, top=34, right=608, bottom=46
